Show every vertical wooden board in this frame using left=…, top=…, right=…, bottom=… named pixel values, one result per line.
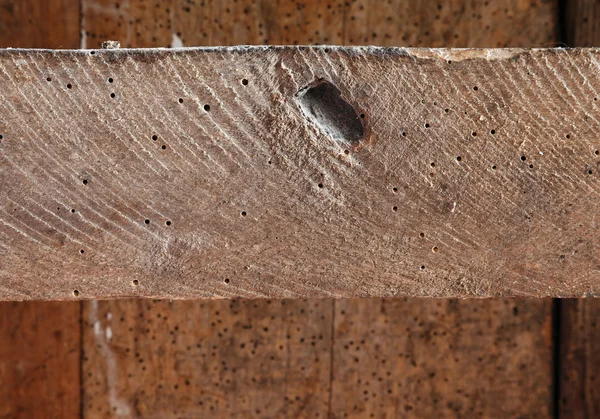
left=331, top=299, right=553, bottom=418
left=0, top=301, right=81, bottom=419
left=0, top=0, right=80, bottom=49
left=559, top=2, right=600, bottom=417
left=342, top=0, right=557, bottom=47
left=560, top=300, right=600, bottom=418
left=564, top=0, right=600, bottom=47
left=0, top=1, right=81, bottom=418
left=82, top=299, right=332, bottom=418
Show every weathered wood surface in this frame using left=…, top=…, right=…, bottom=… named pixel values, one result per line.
left=332, top=299, right=553, bottom=417
left=3, top=46, right=600, bottom=299
left=83, top=299, right=332, bottom=417
left=559, top=1, right=600, bottom=417
left=0, top=2, right=82, bottom=418
left=0, top=301, right=81, bottom=418
left=78, top=2, right=558, bottom=419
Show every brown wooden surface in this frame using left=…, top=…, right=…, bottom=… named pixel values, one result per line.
left=82, top=299, right=332, bottom=418
left=2, top=45, right=599, bottom=299
left=0, top=1, right=81, bottom=418
left=0, top=301, right=81, bottom=419
left=559, top=1, right=600, bottom=417
left=0, top=0, right=79, bottom=49
left=81, top=0, right=557, bottom=48
left=332, top=299, right=553, bottom=417
left=76, top=2, right=557, bottom=419
left=0, top=0, right=563, bottom=418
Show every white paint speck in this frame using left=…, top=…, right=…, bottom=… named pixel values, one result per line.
left=81, top=29, right=87, bottom=49
left=171, top=33, right=184, bottom=48
left=106, top=312, right=112, bottom=321
left=89, top=301, right=131, bottom=416
left=451, top=202, right=457, bottom=213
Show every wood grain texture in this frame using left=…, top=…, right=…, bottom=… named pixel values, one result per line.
left=559, top=3, right=600, bottom=417
left=564, top=0, right=600, bottom=47
left=82, top=299, right=332, bottom=418
left=81, top=0, right=557, bottom=49
left=1, top=46, right=600, bottom=299
left=332, top=298, right=553, bottom=418
left=0, top=301, right=81, bottom=419
left=76, top=3, right=560, bottom=419
left=0, top=2, right=82, bottom=418
left=0, top=0, right=79, bottom=49
left=560, top=299, right=600, bottom=418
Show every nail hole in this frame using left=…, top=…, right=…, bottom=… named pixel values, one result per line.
left=46, top=77, right=52, bottom=82
left=73, top=290, right=80, bottom=297
left=80, top=249, right=85, bottom=254
left=444, top=108, right=449, bottom=113
left=566, top=134, right=571, bottom=139
left=224, top=278, right=230, bottom=284
left=132, top=279, right=139, bottom=286
left=529, top=164, right=534, bottom=169
left=419, top=232, right=425, bottom=238
left=521, top=156, right=526, bottom=161
left=589, top=169, right=593, bottom=175
left=456, top=156, right=462, bottom=162
left=161, top=145, right=167, bottom=150
left=110, top=93, right=116, bottom=98
left=425, top=123, right=430, bottom=128
left=82, top=179, right=88, bottom=185
left=360, top=113, right=365, bottom=119
left=166, top=220, right=172, bottom=226
left=392, top=206, right=398, bottom=212
left=144, top=219, right=150, bottom=224
left=491, top=165, right=497, bottom=170
left=204, top=104, right=211, bottom=112
left=490, top=129, right=496, bottom=135
left=71, top=209, right=76, bottom=213
left=90, top=51, right=95, bottom=55
left=241, top=211, right=247, bottom=217
left=178, top=98, right=184, bottom=103
left=241, top=79, right=249, bottom=86
left=432, top=247, right=438, bottom=253
left=420, top=265, right=426, bottom=270
left=152, top=135, right=158, bottom=141
left=471, top=132, right=477, bottom=137
left=473, top=86, right=478, bottom=91
left=318, top=183, right=324, bottom=188
left=67, top=83, right=72, bottom=89
left=344, top=149, right=350, bottom=155
left=401, top=132, right=406, bottom=137
left=392, top=187, right=398, bottom=193
left=108, top=77, right=114, bottom=83
left=595, top=150, right=599, bottom=155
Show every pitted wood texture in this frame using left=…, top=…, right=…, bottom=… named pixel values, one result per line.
left=82, top=299, right=332, bottom=418
left=81, top=0, right=557, bottom=48
left=332, top=298, right=553, bottom=418
left=1, top=47, right=600, bottom=299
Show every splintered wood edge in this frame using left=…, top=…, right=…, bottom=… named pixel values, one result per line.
left=1, top=46, right=599, bottom=300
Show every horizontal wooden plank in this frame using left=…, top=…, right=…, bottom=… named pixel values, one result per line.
left=1, top=46, right=600, bottom=299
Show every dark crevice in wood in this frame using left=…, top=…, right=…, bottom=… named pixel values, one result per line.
left=552, top=298, right=562, bottom=419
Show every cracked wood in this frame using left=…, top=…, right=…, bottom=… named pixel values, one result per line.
left=1, top=46, right=599, bottom=300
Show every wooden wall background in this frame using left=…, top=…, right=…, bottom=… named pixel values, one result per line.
left=0, top=0, right=598, bottom=417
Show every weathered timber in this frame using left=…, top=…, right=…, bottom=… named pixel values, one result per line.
left=1, top=46, right=599, bottom=300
